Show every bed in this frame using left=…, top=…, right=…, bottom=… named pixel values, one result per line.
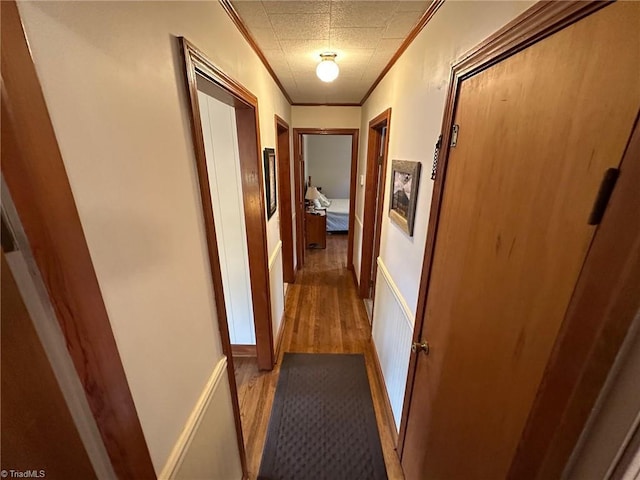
left=325, top=198, right=350, bottom=232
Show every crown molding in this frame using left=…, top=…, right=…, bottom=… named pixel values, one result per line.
left=291, top=102, right=362, bottom=107
left=359, top=0, right=445, bottom=105
left=219, top=0, right=293, bottom=104
left=221, top=0, right=446, bottom=107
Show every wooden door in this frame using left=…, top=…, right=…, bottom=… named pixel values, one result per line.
left=1, top=252, right=97, bottom=478
left=401, top=3, right=640, bottom=479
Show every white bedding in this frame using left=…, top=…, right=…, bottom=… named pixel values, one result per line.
left=325, top=198, right=350, bottom=232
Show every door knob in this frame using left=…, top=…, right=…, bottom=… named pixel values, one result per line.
left=411, top=340, right=430, bottom=355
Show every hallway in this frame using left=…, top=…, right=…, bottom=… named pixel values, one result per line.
left=234, top=234, right=404, bottom=479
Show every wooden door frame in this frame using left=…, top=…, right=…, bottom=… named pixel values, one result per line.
left=398, top=2, right=634, bottom=479
left=180, top=38, right=274, bottom=375
left=292, top=128, right=359, bottom=270
left=180, top=37, right=285, bottom=476
left=275, top=115, right=295, bottom=283
left=1, top=2, right=155, bottom=477
left=359, top=108, right=391, bottom=300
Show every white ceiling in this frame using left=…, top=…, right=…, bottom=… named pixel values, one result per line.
left=230, top=1, right=432, bottom=104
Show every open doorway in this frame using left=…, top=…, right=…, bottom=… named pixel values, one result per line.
left=293, top=129, right=359, bottom=271
left=190, top=70, right=274, bottom=371
left=196, top=79, right=261, bottom=357
left=180, top=37, right=278, bottom=475
left=359, top=109, right=391, bottom=319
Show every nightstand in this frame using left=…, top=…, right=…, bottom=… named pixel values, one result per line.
left=305, top=211, right=326, bottom=249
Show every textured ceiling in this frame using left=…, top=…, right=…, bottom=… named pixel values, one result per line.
left=230, top=1, right=432, bottom=104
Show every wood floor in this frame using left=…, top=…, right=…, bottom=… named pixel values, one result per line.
left=234, top=234, right=404, bottom=479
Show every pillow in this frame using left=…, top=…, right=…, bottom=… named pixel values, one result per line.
left=318, top=193, right=331, bottom=207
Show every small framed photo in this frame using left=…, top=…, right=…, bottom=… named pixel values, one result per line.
left=263, top=148, right=277, bottom=219
left=389, top=160, right=421, bottom=236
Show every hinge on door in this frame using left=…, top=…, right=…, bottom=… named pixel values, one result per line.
left=588, top=168, right=619, bottom=225
left=377, top=155, right=384, bottom=166
left=431, top=134, right=442, bottom=180
left=450, top=124, right=459, bottom=147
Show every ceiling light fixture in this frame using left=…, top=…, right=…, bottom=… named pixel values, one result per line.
left=316, top=53, right=339, bottom=83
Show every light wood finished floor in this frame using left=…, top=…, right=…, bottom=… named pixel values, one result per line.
left=234, top=234, right=404, bottom=479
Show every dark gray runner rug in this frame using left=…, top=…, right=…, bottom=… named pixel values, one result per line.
left=258, top=353, right=388, bottom=480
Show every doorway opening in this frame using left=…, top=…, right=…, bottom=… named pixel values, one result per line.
left=181, top=37, right=279, bottom=476
left=359, top=109, right=391, bottom=319
left=292, top=129, right=359, bottom=271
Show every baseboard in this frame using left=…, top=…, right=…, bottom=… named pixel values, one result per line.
left=231, top=344, right=257, bottom=357
left=159, top=358, right=228, bottom=479
left=370, top=340, right=400, bottom=444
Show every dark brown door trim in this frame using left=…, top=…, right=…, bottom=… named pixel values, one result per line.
left=359, top=108, right=391, bottom=300
left=180, top=37, right=274, bottom=374
left=398, top=1, right=624, bottom=476
left=180, top=36, right=284, bottom=477
left=292, top=128, right=359, bottom=270
left=275, top=115, right=295, bottom=283
left=1, top=2, right=155, bottom=477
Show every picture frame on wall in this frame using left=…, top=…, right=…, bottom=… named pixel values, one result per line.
left=264, top=147, right=277, bottom=219
left=389, top=160, right=421, bottom=237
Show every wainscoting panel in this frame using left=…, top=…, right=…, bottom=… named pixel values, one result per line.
left=160, top=358, right=242, bottom=479
left=269, top=241, right=285, bottom=349
left=372, top=258, right=414, bottom=430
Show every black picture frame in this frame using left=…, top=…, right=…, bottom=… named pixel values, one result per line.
left=389, top=160, right=421, bottom=236
left=264, top=147, right=277, bottom=219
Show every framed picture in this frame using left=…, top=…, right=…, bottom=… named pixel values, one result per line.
left=389, top=160, right=421, bottom=236
left=263, top=147, right=277, bottom=219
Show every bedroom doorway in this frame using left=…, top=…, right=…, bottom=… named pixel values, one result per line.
left=293, top=129, right=359, bottom=271
left=359, top=109, right=391, bottom=316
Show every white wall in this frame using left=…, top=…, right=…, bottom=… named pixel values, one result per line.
left=304, top=135, right=352, bottom=198
left=198, top=90, right=255, bottom=345
left=17, top=0, right=290, bottom=474
left=356, top=0, right=534, bottom=435
left=292, top=106, right=361, bottom=129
